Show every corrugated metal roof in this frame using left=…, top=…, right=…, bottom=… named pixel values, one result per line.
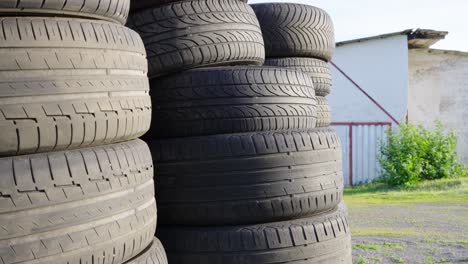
left=337, top=28, right=448, bottom=49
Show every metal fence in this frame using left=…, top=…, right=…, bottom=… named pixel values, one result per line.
left=332, top=122, right=392, bottom=186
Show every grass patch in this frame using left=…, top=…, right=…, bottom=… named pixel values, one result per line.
left=390, top=256, right=405, bottom=263
left=344, top=178, right=468, bottom=205
left=352, top=228, right=420, bottom=237
left=382, top=242, right=404, bottom=250
left=354, top=242, right=404, bottom=251
left=354, top=256, right=370, bottom=264
left=437, top=240, right=468, bottom=247
left=424, top=256, right=437, bottom=264
left=353, top=243, right=382, bottom=250
left=370, top=256, right=383, bottom=262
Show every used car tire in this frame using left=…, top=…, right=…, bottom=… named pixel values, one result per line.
left=251, top=3, right=335, bottom=61
left=265, top=57, right=333, bottom=96
left=149, top=66, right=317, bottom=138
left=128, top=0, right=265, bottom=78
left=317, top=96, right=332, bottom=127
left=130, top=0, right=248, bottom=12
left=0, top=17, right=151, bottom=157
left=149, top=128, right=343, bottom=225
left=0, top=140, right=157, bottom=264
left=158, top=202, right=352, bottom=264
left=126, top=238, right=168, bottom=264
left=0, top=0, right=130, bottom=24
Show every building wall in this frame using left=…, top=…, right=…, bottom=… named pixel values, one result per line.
left=408, top=49, right=468, bottom=163
left=330, top=35, right=410, bottom=185
left=330, top=35, right=409, bottom=124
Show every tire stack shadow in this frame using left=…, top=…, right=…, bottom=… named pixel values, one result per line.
left=129, top=1, right=351, bottom=263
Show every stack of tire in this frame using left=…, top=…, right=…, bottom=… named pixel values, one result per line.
left=0, top=1, right=166, bottom=263
left=129, top=0, right=351, bottom=263
left=258, top=3, right=334, bottom=128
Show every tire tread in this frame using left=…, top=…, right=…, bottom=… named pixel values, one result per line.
left=252, top=3, right=335, bottom=60
left=128, top=0, right=264, bottom=77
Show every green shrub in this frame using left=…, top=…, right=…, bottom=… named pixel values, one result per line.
left=379, top=122, right=467, bottom=186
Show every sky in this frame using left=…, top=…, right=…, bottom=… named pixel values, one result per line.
left=250, top=0, right=467, bottom=52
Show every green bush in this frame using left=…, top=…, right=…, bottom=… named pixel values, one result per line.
left=379, top=122, right=467, bottom=186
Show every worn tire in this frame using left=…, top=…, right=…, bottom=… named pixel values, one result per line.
left=128, top=0, right=265, bottom=78
left=126, top=238, right=168, bottom=264
left=149, top=66, right=317, bottom=138
left=131, top=0, right=248, bottom=12
left=265, top=57, right=333, bottom=96
left=158, top=202, right=352, bottom=264
left=149, top=128, right=343, bottom=225
left=0, top=140, right=157, bottom=264
left=0, top=0, right=129, bottom=24
left=251, top=3, right=335, bottom=61
left=317, top=96, right=332, bottom=127
left=0, top=17, right=151, bottom=157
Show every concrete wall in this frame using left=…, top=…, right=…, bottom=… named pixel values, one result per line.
left=408, top=49, right=468, bottom=163
left=330, top=35, right=409, bottom=124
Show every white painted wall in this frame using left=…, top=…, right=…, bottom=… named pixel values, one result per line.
left=330, top=36, right=410, bottom=185
left=408, top=49, right=468, bottom=163
left=330, top=35, right=409, bottom=124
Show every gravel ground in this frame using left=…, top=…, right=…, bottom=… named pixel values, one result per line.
left=348, top=202, right=468, bottom=263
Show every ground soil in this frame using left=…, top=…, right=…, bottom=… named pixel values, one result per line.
left=348, top=202, right=468, bottom=263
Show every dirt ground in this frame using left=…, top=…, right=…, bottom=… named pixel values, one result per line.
left=348, top=202, right=468, bottom=263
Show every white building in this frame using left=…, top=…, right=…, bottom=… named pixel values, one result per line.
left=330, top=29, right=468, bottom=186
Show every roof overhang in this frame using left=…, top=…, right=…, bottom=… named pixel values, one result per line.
left=336, top=29, right=449, bottom=49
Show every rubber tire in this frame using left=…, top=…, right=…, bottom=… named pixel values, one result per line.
left=0, top=140, right=157, bottom=264
left=317, top=96, right=332, bottom=127
left=128, top=0, right=265, bottom=78
left=0, top=17, right=151, bottom=157
left=0, top=0, right=129, bottom=24
left=130, top=0, right=248, bottom=12
left=126, top=238, right=168, bottom=264
left=265, top=57, right=332, bottom=96
left=158, top=202, right=352, bottom=264
left=251, top=3, right=335, bottom=61
left=149, top=128, right=343, bottom=226
left=148, top=66, right=317, bottom=138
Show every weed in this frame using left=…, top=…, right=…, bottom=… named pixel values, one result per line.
left=425, top=256, right=437, bottom=264
left=353, top=243, right=382, bottom=251
left=354, top=256, right=370, bottom=264
left=390, top=256, right=405, bottom=263
left=383, top=242, right=404, bottom=250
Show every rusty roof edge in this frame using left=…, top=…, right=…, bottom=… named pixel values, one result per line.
left=336, top=28, right=448, bottom=48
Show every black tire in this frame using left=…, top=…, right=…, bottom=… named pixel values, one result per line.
left=0, top=0, right=129, bottom=24
left=265, top=57, right=333, bottom=96
left=317, top=96, right=332, bottom=127
left=128, top=0, right=265, bottom=78
left=126, top=238, right=168, bottom=264
left=0, top=140, right=157, bottom=264
left=149, top=66, right=317, bottom=138
left=0, top=17, right=151, bottom=157
left=131, top=0, right=248, bottom=12
left=149, top=128, right=343, bottom=226
left=251, top=3, right=335, bottom=61
left=158, top=202, right=352, bottom=264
